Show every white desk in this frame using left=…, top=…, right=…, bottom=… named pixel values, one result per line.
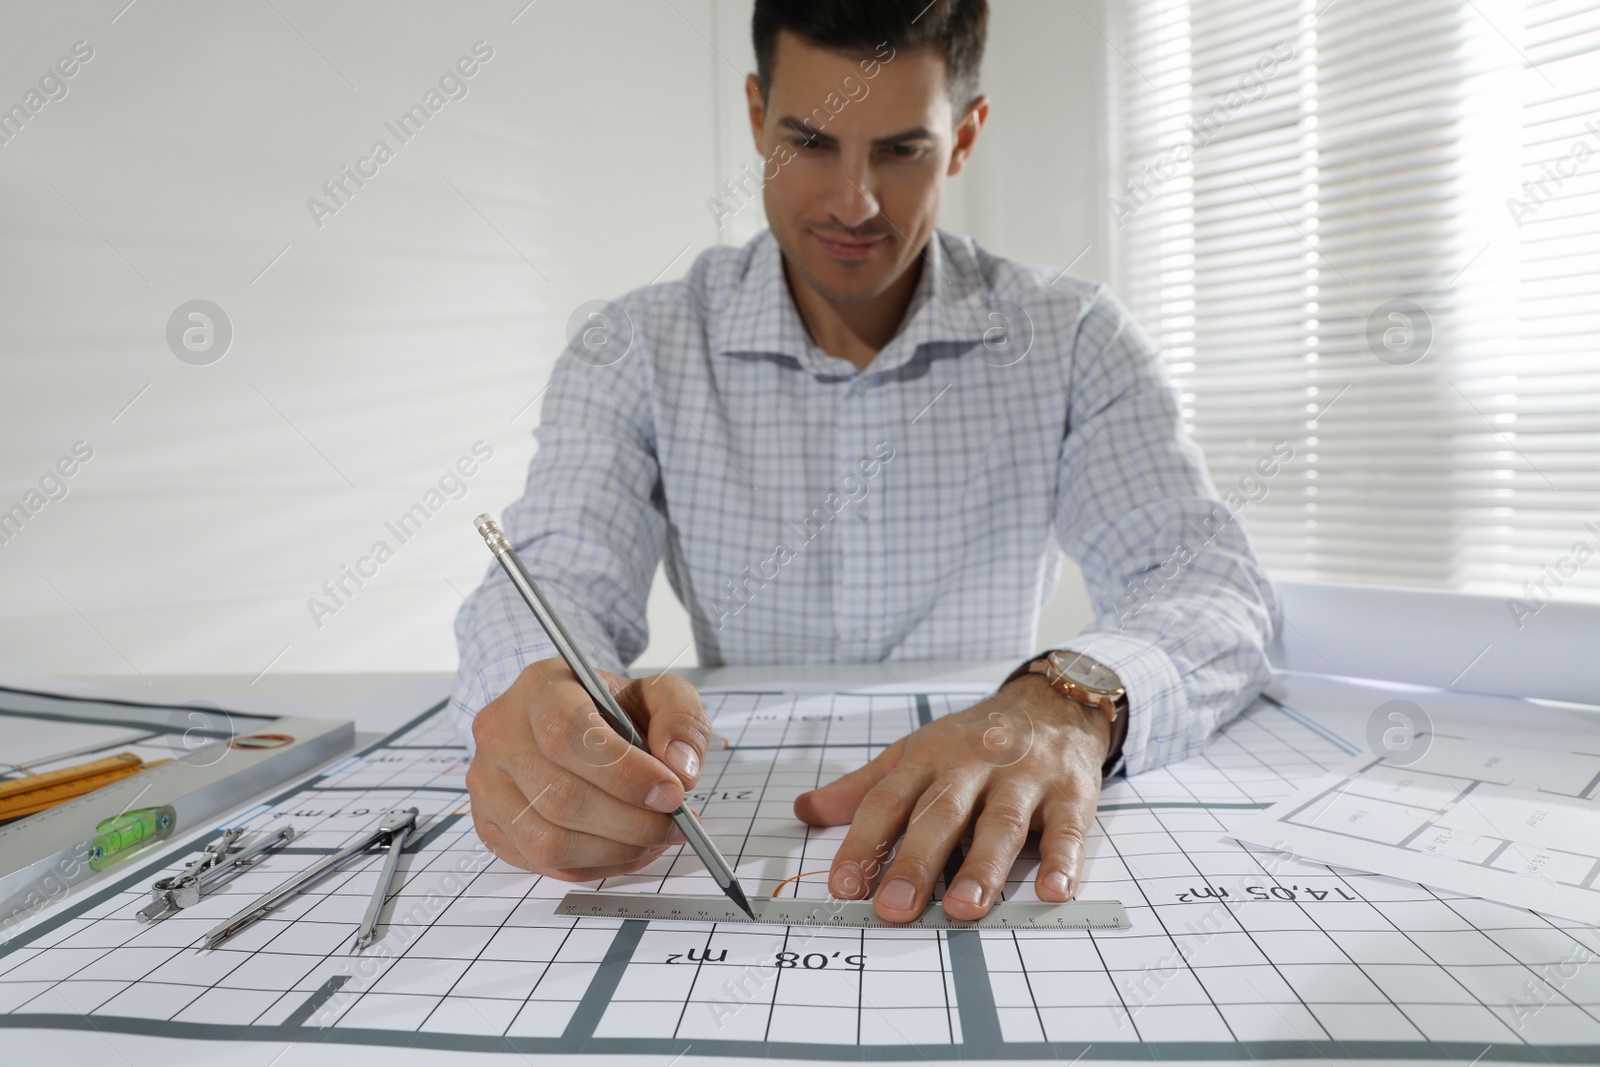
left=13, top=586, right=1595, bottom=1065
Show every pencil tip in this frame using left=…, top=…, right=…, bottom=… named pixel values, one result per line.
left=726, top=880, right=756, bottom=920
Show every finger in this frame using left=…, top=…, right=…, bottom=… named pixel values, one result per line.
left=620, top=673, right=711, bottom=788
left=473, top=813, right=531, bottom=871
left=507, top=660, right=690, bottom=815
left=472, top=764, right=658, bottom=871
left=1036, top=775, right=1099, bottom=902
left=794, top=739, right=906, bottom=827
left=479, top=806, right=676, bottom=883
left=465, top=729, right=533, bottom=871
left=823, top=762, right=933, bottom=900
left=942, top=785, right=1043, bottom=920
left=533, top=686, right=689, bottom=816
left=515, top=761, right=686, bottom=848
left=548, top=848, right=675, bottom=883
left=871, top=776, right=982, bottom=923
left=473, top=816, right=668, bottom=882
left=516, top=814, right=660, bottom=872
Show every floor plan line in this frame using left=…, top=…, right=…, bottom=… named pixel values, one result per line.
left=563, top=918, right=647, bottom=1046
left=1260, top=696, right=1361, bottom=756
left=10, top=1014, right=1600, bottom=1062
left=9, top=687, right=1600, bottom=1060
left=284, top=974, right=349, bottom=1026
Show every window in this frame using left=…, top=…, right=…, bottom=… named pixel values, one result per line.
left=1109, top=0, right=1600, bottom=604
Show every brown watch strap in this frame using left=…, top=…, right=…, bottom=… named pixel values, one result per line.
left=1028, top=657, right=1121, bottom=726
left=1005, top=652, right=1129, bottom=778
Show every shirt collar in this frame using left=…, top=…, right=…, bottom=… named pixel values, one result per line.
left=711, top=229, right=993, bottom=378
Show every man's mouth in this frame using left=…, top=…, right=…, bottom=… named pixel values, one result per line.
left=809, top=229, right=891, bottom=262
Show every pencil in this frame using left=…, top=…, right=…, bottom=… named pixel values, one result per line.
left=0, top=754, right=171, bottom=820
left=474, top=514, right=756, bottom=919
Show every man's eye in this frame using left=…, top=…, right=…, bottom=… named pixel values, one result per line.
left=794, top=136, right=824, bottom=150
left=885, top=144, right=922, bottom=159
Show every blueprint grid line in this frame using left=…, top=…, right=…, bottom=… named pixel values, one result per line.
left=1225, top=708, right=1600, bottom=1044
left=748, top=694, right=814, bottom=1045
left=565, top=918, right=646, bottom=1045
left=1098, top=815, right=1240, bottom=1044
left=1259, top=696, right=1362, bottom=757
left=1226, top=737, right=1415, bottom=1044
left=1248, top=730, right=1600, bottom=932
left=1234, top=703, right=1475, bottom=1043
left=6, top=689, right=1600, bottom=1060
left=668, top=688, right=787, bottom=1042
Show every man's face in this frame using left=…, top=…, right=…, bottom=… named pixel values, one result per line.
left=748, top=31, right=982, bottom=305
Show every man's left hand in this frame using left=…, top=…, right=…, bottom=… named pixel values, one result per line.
left=793, top=672, right=1119, bottom=922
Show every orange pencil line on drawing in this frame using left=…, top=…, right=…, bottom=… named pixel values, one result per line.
left=770, top=869, right=833, bottom=898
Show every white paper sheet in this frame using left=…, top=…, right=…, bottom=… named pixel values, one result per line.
left=6, top=678, right=1600, bottom=1063
left=1230, top=715, right=1600, bottom=927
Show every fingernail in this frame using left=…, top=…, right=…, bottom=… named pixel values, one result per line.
left=832, top=862, right=864, bottom=898
left=945, top=879, right=985, bottom=908
left=665, top=740, right=700, bottom=781
left=1040, top=871, right=1070, bottom=899
left=643, top=783, right=680, bottom=813
left=668, top=825, right=687, bottom=845
left=878, top=877, right=917, bottom=912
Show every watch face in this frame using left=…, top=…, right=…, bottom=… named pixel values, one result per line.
left=1051, top=651, right=1121, bottom=694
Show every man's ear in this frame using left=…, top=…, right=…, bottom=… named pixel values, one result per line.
left=947, top=94, right=991, bottom=177
left=746, top=73, right=767, bottom=156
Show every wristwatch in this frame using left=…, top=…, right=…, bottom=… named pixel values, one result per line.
left=1028, top=649, right=1126, bottom=726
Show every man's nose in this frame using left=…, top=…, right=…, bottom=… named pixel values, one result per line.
left=822, top=157, right=881, bottom=231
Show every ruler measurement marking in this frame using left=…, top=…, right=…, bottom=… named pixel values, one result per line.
left=556, top=891, right=1130, bottom=930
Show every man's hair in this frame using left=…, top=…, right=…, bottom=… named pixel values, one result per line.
left=752, top=0, right=988, bottom=110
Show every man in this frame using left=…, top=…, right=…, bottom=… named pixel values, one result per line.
left=452, top=0, right=1275, bottom=924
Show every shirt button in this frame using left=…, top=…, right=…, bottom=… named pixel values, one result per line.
left=856, top=505, right=870, bottom=522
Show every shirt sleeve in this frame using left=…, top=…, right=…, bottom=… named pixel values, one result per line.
left=448, top=320, right=667, bottom=751
left=1044, top=285, right=1279, bottom=776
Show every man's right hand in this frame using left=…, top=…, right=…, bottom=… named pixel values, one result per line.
left=465, top=658, right=711, bottom=882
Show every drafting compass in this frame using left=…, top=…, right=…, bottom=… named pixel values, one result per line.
left=202, top=807, right=419, bottom=953
left=136, top=824, right=297, bottom=923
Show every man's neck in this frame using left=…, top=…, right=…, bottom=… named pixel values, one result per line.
left=783, top=251, right=925, bottom=372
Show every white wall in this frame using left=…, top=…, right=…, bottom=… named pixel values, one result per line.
left=0, top=0, right=1101, bottom=680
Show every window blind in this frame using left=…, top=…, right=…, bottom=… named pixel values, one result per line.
left=1109, top=0, right=1600, bottom=609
